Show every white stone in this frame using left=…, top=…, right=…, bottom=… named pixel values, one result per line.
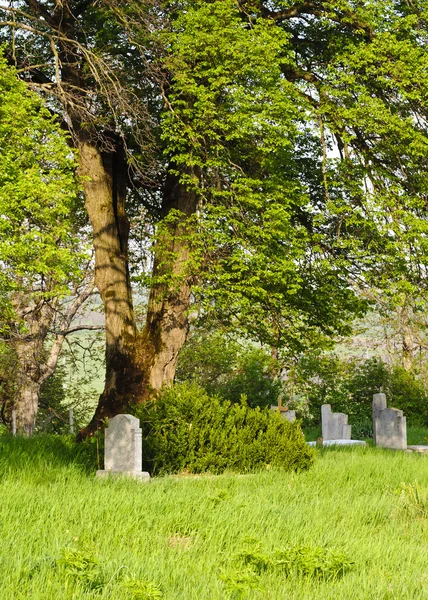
left=96, top=470, right=150, bottom=480
left=96, top=414, right=150, bottom=481
left=321, top=404, right=351, bottom=440
left=372, top=393, right=387, bottom=445
left=284, top=410, right=296, bottom=422
left=307, top=439, right=367, bottom=447
left=407, top=445, right=428, bottom=454
left=270, top=406, right=296, bottom=421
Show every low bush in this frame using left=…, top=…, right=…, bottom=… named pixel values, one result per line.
left=348, top=417, right=373, bottom=440
left=236, top=543, right=354, bottom=580
left=136, top=383, right=314, bottom=476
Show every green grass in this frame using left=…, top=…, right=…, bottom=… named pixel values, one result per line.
left=2, top=436, right=428, bottom=599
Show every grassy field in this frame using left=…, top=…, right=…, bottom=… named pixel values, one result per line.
left=2, top=435, right=428, bottom=599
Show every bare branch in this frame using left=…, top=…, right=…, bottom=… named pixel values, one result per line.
left=40, top=278, right=96, bottom=384
left=56, top=324, right=105, bottom=335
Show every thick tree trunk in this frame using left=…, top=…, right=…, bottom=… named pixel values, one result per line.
left=79, top=166, right=198, bottom=437
left=77, top=141, right=144, bottom=436
left=139, top=171, right=198, bottom=390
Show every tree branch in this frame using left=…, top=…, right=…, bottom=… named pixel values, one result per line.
left=57, top=324, right=105, bottom=335
left=40, top=278, right=96, bottom=385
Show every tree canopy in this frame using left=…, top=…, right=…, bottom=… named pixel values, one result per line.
left=0, top=0, right=427, bottom=432
left=0, top=53, right=82, bottom=331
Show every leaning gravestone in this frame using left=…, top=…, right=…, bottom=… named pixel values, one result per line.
left=321, top=404, right=351, bottom=441
left=372, top=395, right=407, bottom=450
left=96, top=414, right=150, bottom=481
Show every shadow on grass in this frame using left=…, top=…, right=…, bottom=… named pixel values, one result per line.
left=0, top=434, right=99, bottom=475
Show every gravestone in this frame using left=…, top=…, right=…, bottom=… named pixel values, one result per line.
left=270, top=405, right=296, bottom=422
left=372, top=393, right=387, bottom=445
left=321, top=404, right=351, bottom=440
left=96, top=414, right=150, bottom=481
left=373, top=405, right=407, bottom=450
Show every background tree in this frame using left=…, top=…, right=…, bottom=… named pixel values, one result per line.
left=0, top=54, right=95, bottom=434
left=175, top=330, right=284, bottom=408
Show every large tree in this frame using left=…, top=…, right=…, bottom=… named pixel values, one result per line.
left=1, top=0, right=427, bottom=435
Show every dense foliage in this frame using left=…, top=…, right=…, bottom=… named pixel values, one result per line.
left=177, top=328, right=428, bottom=431
left=0, top=0, right=428, bottom=432
left=286, top=354, right=428, bottom=428
left=136, top=383, right=314, bottom=475
left=0, top=54, right=81, bottom=319
left=176, top=331, right=283, bottom=408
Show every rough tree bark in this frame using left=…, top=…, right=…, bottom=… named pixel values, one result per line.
left=140, top=171, right=198, bottom=390
left=76, top=140, right=142, bottom=435
left=12, top=307, right=52, bottom=435
left=80, top=167, right=198, bottom=436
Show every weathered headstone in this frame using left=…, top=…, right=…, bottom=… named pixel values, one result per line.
left=270, top=405, right=296, bottom=422
left=373, top=406, right=407, bottom=450
left=321, top=404, right=351, bottom=440
left=372, top=393, right=387, bottom=445
left=96, top=414, right=150, bottom=481
left=283, top=410, right=296, bottom=422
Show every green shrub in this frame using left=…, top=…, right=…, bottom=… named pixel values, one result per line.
left=136, top=383, right=314, bottom=475
left=348, top=417, right=373, bottom=440
left=387, top=366, right=428, bottom=426
left=220, top=348, right=284, bottom=409
left=236, top=543, right=354, bottom=580
left=58, top=547, right=104, bottom=591
left=287, top=354, right=388, bottom=425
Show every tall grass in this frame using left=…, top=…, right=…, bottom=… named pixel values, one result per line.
left=2, top=436, right=428, bottom=598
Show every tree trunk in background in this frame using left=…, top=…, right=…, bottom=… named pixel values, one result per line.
left=13, top=339, right=44, bottom=435
left=11, top=298, right=54, bottom=435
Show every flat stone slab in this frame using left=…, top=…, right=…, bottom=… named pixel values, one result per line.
left=96, top=470, right=150, bottom=481
left=307, top=439, right=367, bottom=447
left=406, top=445, right=428, bottom=454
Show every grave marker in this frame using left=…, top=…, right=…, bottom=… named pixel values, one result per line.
left=373, top=404, right=407, bottom=450
left=96, top=414, right=150, bottom=481
left=321, top=404, right=351, bottom=440
left=372, top=393, right=387, bottom=445
left=270, top=397, right=296, bottom=422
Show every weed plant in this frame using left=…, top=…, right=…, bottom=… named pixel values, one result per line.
left=2, top=436, right=428, bottom=598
